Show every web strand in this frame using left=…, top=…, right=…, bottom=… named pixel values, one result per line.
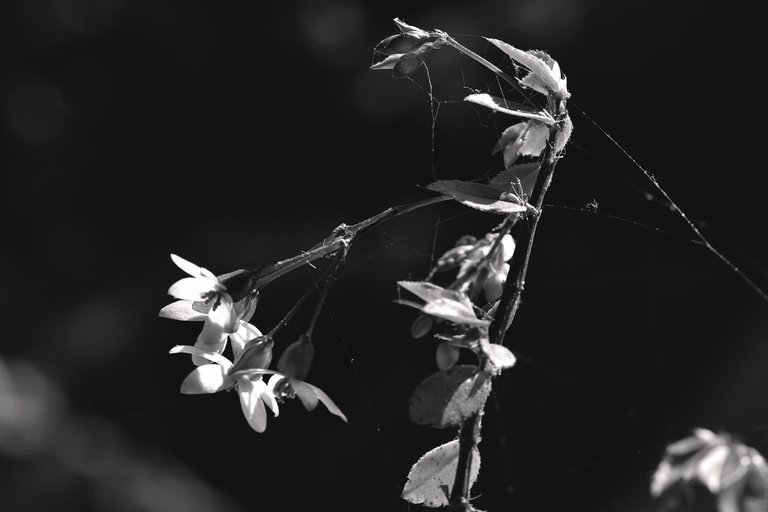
left=571, top=102, right=768, bottom=303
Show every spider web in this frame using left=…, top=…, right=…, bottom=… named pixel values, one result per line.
left=325, top=34, right=768, bottom=511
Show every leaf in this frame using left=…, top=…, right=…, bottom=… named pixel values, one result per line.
left=464, top=93, right=555, bottom=125
left=427, top=180, right=528, bottom=215
left=490, top=162, right=541, bottom=199
left=402, top=439, right=481, bottom=507
left=554, top=114, right=573, bottom=155
left=410, top=365, right=492, bottom=428
left=398, top=281, right=465, bottom=303
left=393, top=18, right=430, bottom=37
left=394, top=43, right=435, bottom=78
left=519, top=122, right=550, bottom=157
left=422, top=298, right=489, bottom=326
left=486, top=38, right=569, bottom=99
left=480, top=339, right=517, bottom=370
left=371, top=54, right=403, bottom=70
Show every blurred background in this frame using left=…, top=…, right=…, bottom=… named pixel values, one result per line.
left=2, top=0, right=767, bottom=511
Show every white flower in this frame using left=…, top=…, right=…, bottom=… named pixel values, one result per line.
left=164, top=254, right=240, bottom=365
left=169, top=345, right=279, bottom=433
left=267, top=374, right=347, bottom=423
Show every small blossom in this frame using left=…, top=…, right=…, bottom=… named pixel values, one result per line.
left=170, top=345, right=279, bottom=433
left=267, top=373, right=347, bottom=423
left=164, top=254, right=242, bottom=365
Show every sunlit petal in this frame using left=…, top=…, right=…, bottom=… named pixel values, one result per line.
left=229, top=321, right=263, bottom=357
left=267, top=374, right=286, bottom=394
left=159, top=300, right=207, bottom=321
left=192, top=320, right=228, bottom=366
left=238, top=378, right=267, bottom=433
left=208, top=293, right=238, bottom=333
left=301, top=380, right=348, bottom=422
left=180, top=364, right=228, bottom=394
left=255, top=379, right=279, bottom=417
left=169, top=345, right=233, bottom=371
left=168, top=277, right=215, bottom=301
left=171, top=254, right=204, bottom=277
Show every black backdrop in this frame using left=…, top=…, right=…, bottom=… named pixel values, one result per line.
left=2, top=1, right=767, bottom=511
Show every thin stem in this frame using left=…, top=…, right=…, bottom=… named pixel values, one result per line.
left=440, top=34, right=542, bottom=111
left=248, top=195, right=451, bottom=289
left=305, top=253, right=345, bottom=338
left=266, top=263, right=335, bottom=338
left=450, top=102, right=568, bottom=509
left=449, top=411, right=483, bottom=508
left=489, top=118, right=563, bottom=345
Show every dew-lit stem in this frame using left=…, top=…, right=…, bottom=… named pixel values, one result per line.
left=450, top=100, right=567, bottom=509
left=249, top=195, right=451, bottom=289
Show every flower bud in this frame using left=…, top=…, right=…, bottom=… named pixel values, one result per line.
left=411, top=314, right=433, bottom=339
left=436, top=341, right=460, bottom=370
left=231, top=336, right=273, bottom=374
left=277, top=334, right=314, bottom=381
left=484, top=263, right=510, bottom=303
left=374, top=32, right=429, bottom=55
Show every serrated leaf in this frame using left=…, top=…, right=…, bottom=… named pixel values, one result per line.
left=486, top=38, right=569, bottom=99
left=554, top=114, right=573, bottom=154
left=427, top=180, right=528, bottom=215
left=465, top=93, right=554, bottom=125
left=410, top=365, right=492, bottom=428
left=402, top=439, right=481, bottom=507
left=490, top=162, right=541, bottom=199
left=393, top=18, right=430, bottom=37
left=519, top=122, right=549, bottom=157
left=421, top=298, right=489, bottom=326
left=492, top=122, right=528, bottom=155
left=398, top=281, right=465, bottom=304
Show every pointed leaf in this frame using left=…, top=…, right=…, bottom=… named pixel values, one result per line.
left=490, top=162, right=541, bottom=199
left=371, top=54, right=403, bottom=70
left=422, top=298, right=489, bottom=326
left=393, top=18, right=430, bottom=37
left=410, top=365, right=492, bottom=428
left=427, top=180, right=528, bottom=215
left=486, top=38, right=569, bottom=99
left=519, top=122, right=550, bottom=157
left=402, top=439, right=481, bottom=507
left=465, top=93, right=554, bottom=125
left=398, top=281, right=465, bottom=304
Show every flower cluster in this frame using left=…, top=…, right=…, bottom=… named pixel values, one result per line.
left=160, top=255, right=346, bottom=432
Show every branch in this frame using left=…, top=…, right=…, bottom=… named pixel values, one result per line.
left=246, top=195, right=451, bottom=289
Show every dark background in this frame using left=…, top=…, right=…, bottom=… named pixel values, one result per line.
left=2, top=1, right=767, bottom=511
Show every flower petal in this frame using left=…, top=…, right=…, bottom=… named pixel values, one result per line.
left=168, top=277, right=216, bottom=301
left=192, top=319, right=228, bottom=366
left=180, top=364, right=228, bottom=394
left=254, top=378, right=279, bottom=417
left=169, top=345, right=233, bottom=371
left=159, top=300, right=207, bottom=321
left=170, top=254, right=219, bottom=282
left=238, top=378, right=267, bottom=432
left=291, top=379, right=347, bottom=422
left=208, top=293, right=238, bottom=333
left=229, top=321, right=263, bottom=358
